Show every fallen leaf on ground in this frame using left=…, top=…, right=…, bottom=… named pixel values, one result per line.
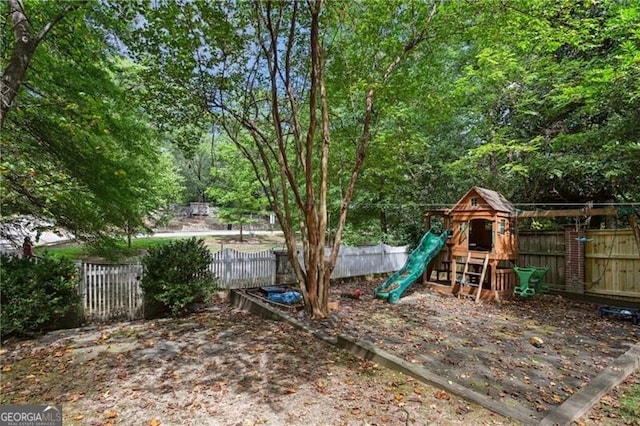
left=601, top=395, right=614, bottom=405
left=435, top=390, right=450, bottom=400
left=68, top=393, right=83, bottom=402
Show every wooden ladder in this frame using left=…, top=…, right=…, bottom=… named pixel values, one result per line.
left=457, top=252, right=489, bottom=302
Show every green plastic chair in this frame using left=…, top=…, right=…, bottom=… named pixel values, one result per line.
left=530, top=266, right=549, bottom=293
left=513, top=266, right=536, bottom=298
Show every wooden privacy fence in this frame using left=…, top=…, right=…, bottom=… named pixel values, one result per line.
left=585, top=229, right=640, bottom=298
left=517, top=231, right=566, bottom=291
left=518, top=228, right=640, bottom=300
left=78, top=244, right=409, bottom=322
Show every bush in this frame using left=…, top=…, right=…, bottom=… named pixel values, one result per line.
left=0, top=255, right=80, bottom=339
left=140, top=238, right=217, bottom=317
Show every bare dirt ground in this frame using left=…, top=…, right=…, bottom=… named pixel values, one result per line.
left=0, top=301, right=513, bottom=426
left=308, top=279, right=640, bottom=425
left=1, top=279, right=638, bottom=425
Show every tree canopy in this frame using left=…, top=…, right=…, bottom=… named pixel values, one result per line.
left=2, top=0, right=638, bottom=314
left=207, top=137, right=270, bottom=241
left=447, top=1, right=640, bottom=205
left=1, top=1, right=182, bottom=240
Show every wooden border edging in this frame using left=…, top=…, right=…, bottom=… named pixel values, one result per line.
left=229, top=290, right=337, bottom=345
left=336, top=334, right=538, bottom=425
left=539, top=343, right=640, bottom=426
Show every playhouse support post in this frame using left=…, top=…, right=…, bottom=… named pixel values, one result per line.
left=489, top=258, right=499, bottom=301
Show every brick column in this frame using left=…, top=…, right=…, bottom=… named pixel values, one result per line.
left=564, top=227, right=585, bottom=294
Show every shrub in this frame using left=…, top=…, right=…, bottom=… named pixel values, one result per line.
left=0, top=255, right=80, bottom=339
left=140, top=238, right=217, bottom=317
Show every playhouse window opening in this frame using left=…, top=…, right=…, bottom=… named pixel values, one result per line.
left=468, top=218, right=493, bottom=251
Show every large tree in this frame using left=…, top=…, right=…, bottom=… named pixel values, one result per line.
left=116, top=0, right=441, bottom=318
left=208, top=138, right=270, bottom=242
left=447, top=0, right=640, bottom=205
left=1, top=0, right=86, bottom=128
left=1, top=2, right=183, bottom=241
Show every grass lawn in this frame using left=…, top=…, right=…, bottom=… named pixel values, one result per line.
left=41, top=234, right=287, bottom=262
left=619, top=380, right=640, bottom=419
left=40, top=237, right=182, bottom=261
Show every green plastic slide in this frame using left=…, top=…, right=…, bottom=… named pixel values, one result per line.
left=374, top=230, right=450, bottom=304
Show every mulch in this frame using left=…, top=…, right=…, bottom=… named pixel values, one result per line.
left=273, top=278, right=640, bottom=421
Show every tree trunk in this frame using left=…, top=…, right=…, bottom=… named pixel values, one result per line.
left=380, top=207, right=388, bottom=239
left=1, top=0, right=84, bottom=129
left=213, top=1, right=438, bottom=320
left=1, top=0, right=37, bottom=128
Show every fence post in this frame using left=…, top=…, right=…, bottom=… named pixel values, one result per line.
left=270, top=250, right=277, bottom=285
left=565, top=226, right=585, bottom=294
left=274, top=249, right=297, bottom=285
left=224, top=249, right=231, bottom=287
left=75, top=261, right=86, bottom=322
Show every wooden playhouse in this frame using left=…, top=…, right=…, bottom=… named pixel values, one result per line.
left=427, top=187, right=518, bottom=301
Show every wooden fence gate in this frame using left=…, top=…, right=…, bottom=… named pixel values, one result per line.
left=79, top=262, right=143, bottom=322
left=517, top=231, right=566, bottom=291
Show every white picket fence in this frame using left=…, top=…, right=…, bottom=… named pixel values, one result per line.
left=79, top=262, right=143, bottom=322
left=326, top=244, right=408, bottom=279
left=208, top=249, right=276, bottom=289
left=78, top=244, right=408, bottom=322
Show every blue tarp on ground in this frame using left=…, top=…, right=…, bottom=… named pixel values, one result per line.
left=268, top=291, right=302, bottom=305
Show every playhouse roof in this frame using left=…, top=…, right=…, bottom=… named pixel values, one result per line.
left=452, top=187, right=516, bottom=214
